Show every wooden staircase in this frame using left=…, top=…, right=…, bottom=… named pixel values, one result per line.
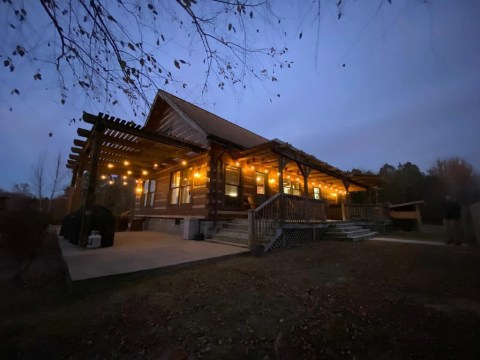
left=325, top=221, right=378, bottom=241
left=210, top=219, right=250, bottom=247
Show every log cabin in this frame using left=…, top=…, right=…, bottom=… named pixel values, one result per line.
left=67, top=90, right=385, bottom=249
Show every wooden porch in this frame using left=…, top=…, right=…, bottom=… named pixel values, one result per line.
left=246, top=193, right=390, bottom=252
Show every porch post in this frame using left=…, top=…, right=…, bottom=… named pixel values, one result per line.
left=340, top=195, right=347, bottom=221
left=79, top=119, right=105, bottom=247
left=342, top=179, right=351, bottom=221
left=296, top=163, right=311, bottom=199
left=248, top=209, right=255, bottom=248
left=278, top=154, right=287, bottom=222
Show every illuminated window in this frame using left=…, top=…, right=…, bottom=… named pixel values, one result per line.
left=313, top=187, right=321, bottom=200
left=170, top=169, right=191, bottom=205
left=141, top=179, right=156, bottom=207
left=256, top=172, right=266, bottom=195
left=283, top=179, right=301, bottom=196
left=225, top=165, right=240, bottom=206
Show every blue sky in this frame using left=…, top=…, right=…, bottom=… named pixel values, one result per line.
left=0, top=0, right=479, bottom=190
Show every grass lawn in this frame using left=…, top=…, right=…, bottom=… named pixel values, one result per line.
left=1, top=235, right=480, bottom=359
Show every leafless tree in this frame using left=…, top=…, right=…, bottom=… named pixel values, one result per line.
left=428, top=157, right=479, bottom=204
left=12, top=183, right=32, bottom=197
left=31, top=157, right=46, bottom=210
left=2, top=0, right=293, bottom=116
left=1, top=1, right=396, bottom=116
left=48, top=152, right=68, bottom=212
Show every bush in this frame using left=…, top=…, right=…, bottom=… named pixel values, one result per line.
left=0, top=208, right=50, bottom=281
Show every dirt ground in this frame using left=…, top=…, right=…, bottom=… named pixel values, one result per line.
left=1, top=235, right=480, bottom=360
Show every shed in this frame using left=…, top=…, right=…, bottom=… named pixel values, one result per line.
left=389, top=201, right=425, bottom=231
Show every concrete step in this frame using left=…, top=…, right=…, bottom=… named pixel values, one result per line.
left=229, top=218, right=249, bottom=224
left=327, top=226, right=363, bottom=233
left=326, top=228, right=372, bottom=236
left=215, top=230, right=249, bottom=239
left=223, top=223, right=249, bottom=232
left=326, top=231, right=378, bottom=241
left=329, top=222, right=356, bottom=229
left=211, top=234, right=249, bottom=246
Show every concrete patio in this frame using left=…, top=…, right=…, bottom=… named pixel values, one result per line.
left=59, top=231, right=249, bottom=281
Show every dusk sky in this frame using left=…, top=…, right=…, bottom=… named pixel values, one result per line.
left=1, top=0, right=479, bottom=191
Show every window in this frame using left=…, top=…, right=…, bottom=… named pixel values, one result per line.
left=170, top=169, right=191, bottom=205
left=142, top=179, right=156, bottom=207
left=225, top=165, right=240, bottom=206
left=292, top=181, right=301, bottom=196
left=255, top=172, right=266, bottom=195
left=283, top=179, right=301, bottom=196
left=313, top=187, right=321, bottom=200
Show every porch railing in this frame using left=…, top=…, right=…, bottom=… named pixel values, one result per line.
left=346, top=203, right=390, bottom=223
left=248, top=193, right=326, bottom=247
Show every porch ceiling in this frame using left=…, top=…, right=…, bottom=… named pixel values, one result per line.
left=67, top=112, right=207, bottom=179
left=234, top=140, right=373, bottom=192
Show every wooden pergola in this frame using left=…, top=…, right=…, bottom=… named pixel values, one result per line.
left=67, top=112, right=206, bottom=246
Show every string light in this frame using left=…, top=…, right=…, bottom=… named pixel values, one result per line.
left=107, top=163, right=114, bottom=169
left=142, top=170, right=148, bottom=175
left=181, top=160, right=187, bottom=165
left=124, top=160, right=130, bottom=166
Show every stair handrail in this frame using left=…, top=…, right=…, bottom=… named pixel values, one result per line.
left=254, top=192, right=282, bottom=212
left=248, top=193, right=283, bottom=247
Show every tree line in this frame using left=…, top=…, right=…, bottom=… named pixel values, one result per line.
left=352, top=157, right=480, bottom=224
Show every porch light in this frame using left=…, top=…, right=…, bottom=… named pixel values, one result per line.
left=107, top=163, right=114, bottom=169
left=142, top=170, right=148, bottom=175
left=124, top=160, right=130, bottom=166
left=181, top=160, right=187, bottom=165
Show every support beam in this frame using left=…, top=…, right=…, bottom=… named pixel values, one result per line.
left=78, top=121, right=105, bottom=247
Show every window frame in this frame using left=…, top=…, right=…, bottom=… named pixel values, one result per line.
left=169, top=168, right=191, bottom=206
left=141, top=179, right=156, bottom=207
left=224, top=165, right=241, bottom=207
